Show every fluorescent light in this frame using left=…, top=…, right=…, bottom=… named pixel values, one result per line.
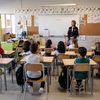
left=41, top=4, right=76, bottom=7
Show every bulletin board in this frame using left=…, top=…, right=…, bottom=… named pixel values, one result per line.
left=79, top=14, right=100, bottom=36
left=27, top=16, right=39, bottom=35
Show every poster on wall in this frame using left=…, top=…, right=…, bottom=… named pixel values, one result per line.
left=87, top=13, right=100, bottom=23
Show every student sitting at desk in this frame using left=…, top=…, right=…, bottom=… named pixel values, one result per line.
left=22, top=41, right=31, bottom=56
left=26, top=43, right=45, bottom=94
left=45, top=39, right=52, bottom=48
left=0, top=42, right=4, bottom=56
left=92, top=42, right=100, bottom=56
left=92, top=42, right=100, bottom=76
left=74, top=47, right=90, bottom=91
left=16, top=40, right=24, bottom=54
left=68, top=37, right=78, bottom=49
left=54, top=41, right=66, bottom=55
left=45, top=39, right=53, bottom=56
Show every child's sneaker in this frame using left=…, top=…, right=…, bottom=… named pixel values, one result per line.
left=79, top=84, right=84, bottom=91
left=39, top=87, right=44, bottom=94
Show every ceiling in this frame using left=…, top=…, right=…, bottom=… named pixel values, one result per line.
left=0, top=0, right=100, bottom=10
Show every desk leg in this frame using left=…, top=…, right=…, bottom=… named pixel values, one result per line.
left=91, top=68, right=94, bottom=95
left=47, top=66, right=49, bottom=93
left=4, top=67, right=7, bottom=90
left=11, top=62, right=14, bottom=83
left=89, top=67, right=93, bottom=95
left=67, top=68, right=69, bottom=93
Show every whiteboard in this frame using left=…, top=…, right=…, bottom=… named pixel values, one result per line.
left=37, top=15, right=80, bottom=36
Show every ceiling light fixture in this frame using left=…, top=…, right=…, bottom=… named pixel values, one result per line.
left=41, top=4, right=76, bottom=7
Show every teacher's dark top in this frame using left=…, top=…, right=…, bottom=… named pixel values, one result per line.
left=67, top=26, right=79, bottom=39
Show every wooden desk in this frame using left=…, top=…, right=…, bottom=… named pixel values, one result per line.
left=63, top=59, right=97, bottom=66
left=87, top=51, right=93, bottom=56
left=0, top=58, right=14, bottom=65
left=39, top=46, right=45, bottom=49
left=0, top=58, right=14, bottom=90
left=63, top=58, right=97, bottom=94
left=21, top=56, right=54, bottom=63
left=41, top=51, right=76, bottom=56
left=65, top=51, right=76, bottom=56
left=41, top=51, right=93, bottom=57
left=43, top=57, right=54, bottom=63
left=21, top=56, right=54, bottom=92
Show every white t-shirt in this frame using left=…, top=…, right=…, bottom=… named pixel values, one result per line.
left=21, top=51, right=31, bottom=56
left=68, top=44, right=75, bottom=49
left=54, top=50, right=64, bottom=56
left=26, top=53, right=43, bottom=78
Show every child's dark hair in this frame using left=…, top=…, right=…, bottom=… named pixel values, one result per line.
left=30, top=43, right=38, bottom=53
left=23, top=41, right=31, bottom=52
left=37, top=41, right=40, bottom=45
left=18, top=40, right=24, bottom=46
left=57, top=41, right=66, bottom=53
left=45, top=39, right=52, bottom=48
left=78, top=47, right=87, bottom=57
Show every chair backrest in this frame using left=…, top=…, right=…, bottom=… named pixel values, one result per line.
left=74, top=64, right=90, bottom=72
left=68, top=48, right=78, bottom=53
left=57, top=54, right=69, bottom=61
left=26, top=63, right=44, bottom=77
left=92, top=56, right=100, bottom=63
left=44, top=48, right=54, bottom=54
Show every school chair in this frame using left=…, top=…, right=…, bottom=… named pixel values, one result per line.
left=44, top=48, right=54, bottom=56
left=68, top=48, right=78, bottom=53
left=92, top=56, right=100, bottom=76
left=0, top=69, right=4, bottom=93
left=70, top=64, right=92, bottom=95
left=56, top=54, right=69, bottom=76
left=23, top=63, right=48, bottom=100
left=92, top=56, right=100, bottom=63
left=68, top=48, right=78, bottom=58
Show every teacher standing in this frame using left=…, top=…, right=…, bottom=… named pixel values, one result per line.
left=67, top=20, right=79, bottom=46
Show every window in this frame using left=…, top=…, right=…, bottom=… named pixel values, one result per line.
left=1, top=15, right=6, bottom=28
left=6, top=15, right=11, bottom=28
left=11, top=15, right=15, bottom=34
left=1, top=14, right=15, bottom=34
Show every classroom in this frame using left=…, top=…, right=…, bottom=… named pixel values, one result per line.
left=0, top=0, right=100, bottom=100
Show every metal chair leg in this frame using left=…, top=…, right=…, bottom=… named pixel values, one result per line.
left=23, top=82, right=27, bottom=100
left=45, top=81, right=48, bottom=100
left=0, top=77, right=2, bottom=93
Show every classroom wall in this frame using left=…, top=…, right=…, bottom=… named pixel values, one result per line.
left=0, top=6, right=100, bottom=46
left=47, top=36, right=100, bottom=50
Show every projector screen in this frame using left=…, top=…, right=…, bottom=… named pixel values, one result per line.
left=37, top=15, right=80, bottom=36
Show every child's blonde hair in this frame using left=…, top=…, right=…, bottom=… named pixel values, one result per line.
left=71, top=37, right=78, bottom=48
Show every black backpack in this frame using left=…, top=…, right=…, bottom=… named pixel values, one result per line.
left=16, top=66, right=25, bottom=86
left=58, top=67, right=70, bottom=89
